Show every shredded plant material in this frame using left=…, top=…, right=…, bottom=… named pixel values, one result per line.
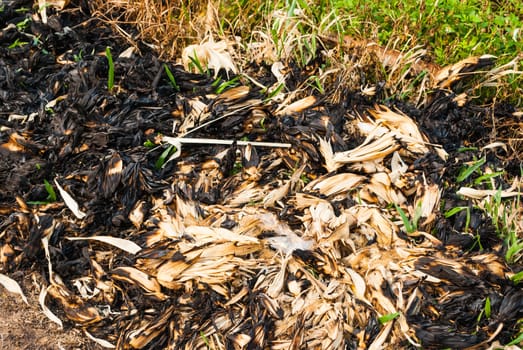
left=1, top=1, right=522, bottom=349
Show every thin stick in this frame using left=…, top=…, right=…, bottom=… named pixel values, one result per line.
left=162, top=136, right=291, bottom=148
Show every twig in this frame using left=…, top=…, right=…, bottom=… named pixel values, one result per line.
left=162, top=136, right=291, bottom=148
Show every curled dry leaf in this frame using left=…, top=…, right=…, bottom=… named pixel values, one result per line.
left=0, top=273, right=28, bottom=304
left=54, top=179, right=86, bottom=219
left=111, top=267, right=166, bottom=299
left=305, top=173, right=365, bottom=197
left=182, top=40, right=237, bottom=77
left=434, top=54, right=496, bottom=88
left=84, top=331, right=115, bottom=349
left=38, top=0, right=70, bottom=24
left=66, top=236, right=142, bottom=254
left=457, top=186, right=522, bottom=200
left=39, top=286, right=63, bottom=328
left=276, top=96, right=317, bottom=116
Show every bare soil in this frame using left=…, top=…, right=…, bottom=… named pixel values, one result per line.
left=0, top=272, right=99, bottom=350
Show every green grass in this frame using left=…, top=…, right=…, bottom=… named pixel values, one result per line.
left=457, top=157, right=486, bottom=183
left=394, top=201, right=422, bottom=234
left=163, top=64, right=180, bottom=91
left=105, top=46, right=115, bottom=93
left=27, top=179, right=57, bottom=205
left=333, top=0, right=522, bottom=63
left=15, top=17, right=31, bottom=31
left=378, top=311, right=400, bottom=324
left=451, top=164, right=522, bottom=262
left=217, top=0, right=522, bottom=105
left=444, top=206, right=472, bottom=233
left=213, top=76, right=240, bottom=94
left=155, top=145, right=177, bottom=170
left=188, top=50, right=207, bottom=75
left=8, top=38, right=28, bottom=49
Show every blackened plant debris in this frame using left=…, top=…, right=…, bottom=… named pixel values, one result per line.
left=1, top=2, right=523, bottom=350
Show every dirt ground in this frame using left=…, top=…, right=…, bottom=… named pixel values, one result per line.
left=0, top=272, right=98, bottom=350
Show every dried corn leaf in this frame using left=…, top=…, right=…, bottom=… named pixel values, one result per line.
left=216, top=85, right=250, bottom=101
left=276, top=96, right=317, bottom=115
left=319, top=135, right=399, bottom=172
left=363, top=172, right=406, bottom=205
left=47, top=281, right=103, bottom=325
left=84, top=331, right=115, bottom=349
left=126, top=307, right=173, bottom=348
left=54, top=179, right=86, bottom=219
left=182, top=40, right=237, bottom=77
left=305, top=173, right=365, bottom=196
left=254, top=213, right=314, bottom=253
left=369, top=106, right=427, bottom=145
left=39, top=286, right=63, bottom=328
left=184, top=225, right=260, bottom=245
left=390, top=152, right=408, bottom=186
left=66, top=236, right=142, bottom=254
left=38, top=0, right=70, bottom=24
left=457, top=186, right=522, bottom=199
left=416, top=183, right=441, bottom=218
left=111, top=267, right=164, bottom=297
left=434, top=54, right=496, bottom=88
left=263, top=181, right=291, bottom=208
left=332, top=134, right=400, bottom=165
left=156, top=259, right=191, bottom=286
left=345, top=268, right=367, bottom=302
left=0, top=273, right=28, bottom=304
left=228, top=333, right=252, bottom=348
left=369, top=321, right=394, bottom=350
left=267, top=255, right=289, bottom=298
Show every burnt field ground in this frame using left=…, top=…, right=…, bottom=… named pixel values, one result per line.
left=1, top=1, right=523, bottom=349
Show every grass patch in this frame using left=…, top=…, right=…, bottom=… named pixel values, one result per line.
left=453, top=165, right=523, bottom=262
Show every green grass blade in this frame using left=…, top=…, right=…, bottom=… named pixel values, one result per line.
left=105, top=46, right=115, bottom=92
left=474, top=171, right=504, bottom=186
left=394, top=204, right=414, bottom=233
left=28, top=179, right=56, bottom=205
left=457, top=157, right=486, bottom=183
left=485, top=296, right=491, bottom=319
left=444, top=206, right=467, bottom=218
left=457, top=147, right=479, bottom=152
left=43, top=179, right=56, bottom=202
left=189, top=49, right=205, bottom=74
left=163, top=63, right=180, bottom=91
left=412, top=201, right=423, bottom=231
left=505, top=240, right=523, bottom=263
left=507, top=332, right=523, bottom=346
left=8, top=38, right=29, bottom=49
left=155, top=145, right=174, bottom=169
left=199, top=331, right=210, bottom=348
left=378, top=312, right=400, bottom=324
left=215, top=76, right=240, bottom=94
left=511, top=270, right=523, bottom=284
left=265, top=83, right=285, bottom=101
left=143, top=140, right=155, bottom=148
